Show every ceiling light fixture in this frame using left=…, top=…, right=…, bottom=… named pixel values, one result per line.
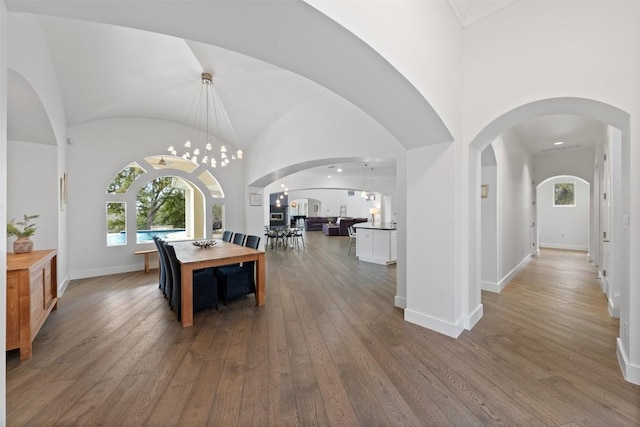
left=167, top=72, right=242, bottom=169
left=360, top=163, right=376, bottom=201
left=554, top=141, right=564, bottom=145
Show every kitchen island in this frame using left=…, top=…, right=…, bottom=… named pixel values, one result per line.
left=353, top=222, right=397, bottom=265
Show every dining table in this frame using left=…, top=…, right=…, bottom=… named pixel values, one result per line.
left=171, top=239, right=266, bottom=327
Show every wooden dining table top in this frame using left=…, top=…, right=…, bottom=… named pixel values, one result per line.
left=171, top=239, right=264, bottom=266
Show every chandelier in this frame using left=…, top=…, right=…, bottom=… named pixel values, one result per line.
left=275, top=183, right=288, bottom=207
left=167, top=72, right=242, bottom=169
left=360, top=163, right=376, bottom=201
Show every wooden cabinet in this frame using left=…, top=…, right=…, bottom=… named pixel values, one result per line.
left=6, top=249, right=57, bottom=360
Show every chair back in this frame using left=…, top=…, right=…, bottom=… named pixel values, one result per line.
left=245, top=235, right=261, bottom=249
left=232, top=232, right=246, bottom=245
left=157, top=238, right=174, bottom=301
left=221, top=230, right=233, bottom=242
left=152, top=236, right=167, bottom=292
left=163, top=243, right=182, bottom=314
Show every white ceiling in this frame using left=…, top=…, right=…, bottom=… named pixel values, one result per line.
left=511, top=115, right=607, bottom=156
left=36, top=15, right=327, bottom=150
left=448, top=0, right=519, bottom=27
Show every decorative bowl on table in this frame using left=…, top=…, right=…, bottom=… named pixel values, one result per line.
left=192, top=240, right=217, bottom=249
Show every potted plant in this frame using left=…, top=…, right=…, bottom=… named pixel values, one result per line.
left=7, top=214, right=39, bottom=254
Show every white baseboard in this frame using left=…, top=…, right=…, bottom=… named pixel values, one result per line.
left=71, top=264, right=144, bottom=280
left=404, top=309, right=463, bottom=338
left=58, top=274, right=71, bottom=296
left=494, top=254, right=531, bottom=292
left=617, top=338, right=640, bottom=386
left=481, top=280, right=500, bottom=293
left=539, top=243, right=588, bottom=251
left=394, top=295, right=407, bottom=309
left=608, top=297, right=620, bottom=318
left=464, top=304, right=483, bottom=330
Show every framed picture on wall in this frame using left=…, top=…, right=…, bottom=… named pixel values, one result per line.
left=249, top=193, right=262, bottom=206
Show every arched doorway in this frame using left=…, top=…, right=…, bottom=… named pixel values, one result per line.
left=468, top=97, right=630, bottom=379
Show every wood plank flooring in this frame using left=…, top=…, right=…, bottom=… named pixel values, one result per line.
left=7, top=234, right=640, bottom=426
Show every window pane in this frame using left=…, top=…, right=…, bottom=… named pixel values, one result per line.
left=212, top=204, right=224, bottom=236
left=106, top=202, right=126, bottom=246
left=554, top=182, right=575, bottom=206
left=136, top=176, right=187, bottom=243
left=107, top=162, right=145, bottom=194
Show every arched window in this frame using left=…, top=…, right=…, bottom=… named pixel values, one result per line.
left=105, top=155, right=226, bottom=246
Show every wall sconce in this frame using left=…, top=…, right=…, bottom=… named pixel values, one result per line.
left=369, top=207, right=379, bottom=223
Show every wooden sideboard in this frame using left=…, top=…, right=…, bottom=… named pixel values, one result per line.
left=6, top=249, right=58, bottom=360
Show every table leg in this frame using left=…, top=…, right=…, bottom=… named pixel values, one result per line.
left=144, top=253, right=150, bottom=273
left=255, top=253, right=266, bottom=306
left=181, top=265, right=194, bottom=327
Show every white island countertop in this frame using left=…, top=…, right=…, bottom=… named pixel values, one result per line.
left=353, top=222, right=397, bottom=231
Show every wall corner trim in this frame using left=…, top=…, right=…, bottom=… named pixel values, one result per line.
left=404, top=309, right=464, bottom=338
left=617, top=338, right=640, bottom=386
left=464, top=304, right=483, bottom=330
left=394, top=295, right=407, bottom=309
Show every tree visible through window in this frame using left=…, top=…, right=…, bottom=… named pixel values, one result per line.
left=137, top=177, right=186, bottom=229
left=554, top=182, right=575, bottom=206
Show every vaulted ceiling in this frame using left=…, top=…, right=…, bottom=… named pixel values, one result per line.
left=7, top=0, right=604, bottom=173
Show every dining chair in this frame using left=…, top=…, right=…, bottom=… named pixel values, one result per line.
left=232, top=232, right=246, bottom=246
left=244, top=234, right=261, bottom=250
left=156, top=237, right=173, bottom=300
left=221, top=230, right=233, bottom=242
left=348, top=226, right=357, bottom=255
left=164, top=242, right=218, bottom=320
left=152, top=236, right=167, bottom=294
left=264, top=226, right=278, bottom=250
left=291, top=227, right=305, bottom=250
left=217, top=236, right=261, bottom=305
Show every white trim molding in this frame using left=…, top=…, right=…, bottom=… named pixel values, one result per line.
left=617, top=338, right=640, bottom=386
left=539, top=243, right=588, bottom=251
left=482, top=254, right=532, bottom=294
left=464, top=304, right=483, bottom=330
left=404, top=309, right=464, bottom=338
left=394, top=295, right=407, bottom=309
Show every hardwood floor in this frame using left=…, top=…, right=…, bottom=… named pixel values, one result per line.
left=7, top=234, right=640, bottom=426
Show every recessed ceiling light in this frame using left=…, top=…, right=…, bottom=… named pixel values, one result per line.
left=337, top=168, right=343, bottom=172
left=554, top=141, right=564, bottom=145
left=328, top=175, right=332, bottom=178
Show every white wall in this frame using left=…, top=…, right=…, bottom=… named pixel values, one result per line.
left=480, top=162, right=498, bottom=288
left=538, top=177, right=589, bottom=251
left=493, top=130, right=533, bottom=288
left=6, top=141, right=58, bottom=252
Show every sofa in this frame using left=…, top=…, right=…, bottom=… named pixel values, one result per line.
left=305, top=217, right=333, bottom=231
left=305, top=216, right=368, bottom=235
left=336, top=217, right=368, bottom=236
